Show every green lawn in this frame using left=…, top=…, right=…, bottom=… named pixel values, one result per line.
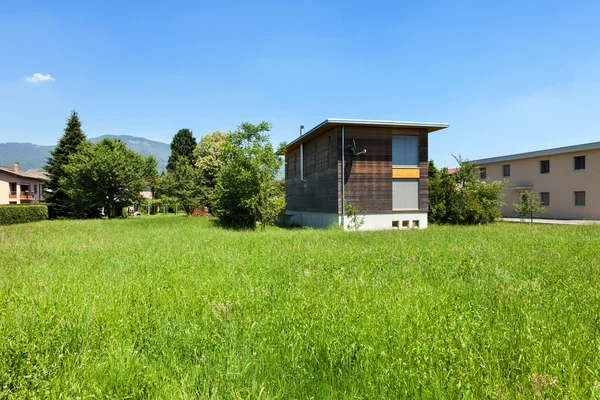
left=1, top=216, right=599, bottom=399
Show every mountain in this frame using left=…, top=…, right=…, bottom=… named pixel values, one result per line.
left=0, top=135, right=171, bottom=172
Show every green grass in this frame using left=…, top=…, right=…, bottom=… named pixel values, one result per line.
left=1, top=216, right=600, bottom=399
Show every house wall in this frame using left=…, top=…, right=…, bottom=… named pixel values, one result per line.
left=342, top=126, right=429, bottom=214
left=0, top=170, right=44, bottom=205
left=479, top=148, right=600, bottom=219
left=285, top=126, right=340, bottom=214
left=285, top=125, right=430, bottom=230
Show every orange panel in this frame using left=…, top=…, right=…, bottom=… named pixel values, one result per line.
left=392, top=168, right=420, bottom=179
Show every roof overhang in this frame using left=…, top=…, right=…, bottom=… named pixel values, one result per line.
left=286, top=118, right=449, bottom=150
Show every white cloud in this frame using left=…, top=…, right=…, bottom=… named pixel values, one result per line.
left=25, top=73, right=55, bottom=83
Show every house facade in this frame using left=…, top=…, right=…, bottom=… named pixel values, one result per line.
left=285, top=119, right=448, bottom=230
left=474, top=142, right=600, bottom=220
left=0, top=162, right=47, bottom=205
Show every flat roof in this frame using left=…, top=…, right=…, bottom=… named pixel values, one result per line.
left=287, top=118, right=449, bottom=150
left=474, top=141, right=600, bottom=165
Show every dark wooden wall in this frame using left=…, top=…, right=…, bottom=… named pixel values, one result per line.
left=286, top=125, right=429, bottom=214
left=285, top=126, right=340, bottom=213
left=341, top=126, right=393, bottom=212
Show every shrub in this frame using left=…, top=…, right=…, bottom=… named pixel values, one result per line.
left=0, top=205, right=48, bottom=226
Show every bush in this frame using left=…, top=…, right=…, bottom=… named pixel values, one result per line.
left=0, top=205, right=48, bottom=226
left=429, top=157, right=505, bottom=225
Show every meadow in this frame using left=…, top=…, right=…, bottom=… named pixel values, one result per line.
left=1, top=216, right=599, bottom=399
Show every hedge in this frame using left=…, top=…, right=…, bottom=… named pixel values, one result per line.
left=0, top=204, right=48, bottom=226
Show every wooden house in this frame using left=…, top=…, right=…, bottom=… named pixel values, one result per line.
left=284, top=119, right=448, bottom=230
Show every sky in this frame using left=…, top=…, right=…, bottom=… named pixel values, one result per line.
left=1, top=0, right=599, bottom=167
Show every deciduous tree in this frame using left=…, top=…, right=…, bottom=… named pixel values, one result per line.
left=212, top=121, right=284, bottom=229
left=63, top=138, right=154, bottom=218
left=513, top=190, right=546, bottom=223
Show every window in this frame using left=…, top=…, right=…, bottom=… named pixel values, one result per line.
left=575, top=191, right=586, bottom=206
left=392, top=221, right=399, bottom=229
left=540, top=160, right=550, bottom=174
left=574, top=156, right=585, bottom=170
left=412, top=220, right=420, bottom=228
left=34, top=184, right=38, bottom=194
left=540, top=192, right=550, bottom=206
left=480, top=167, right=487, bottom=179
left=502, top=164, right=510, bottom=177
left=392, top=135, right=419, bottom=166
left=9, top=182, right=17, bottom=194
left=402, top=220, right=410, bottom=228
left=392, top=179, right=419, bottom=210
left=21, top=184, right=30, bottom=193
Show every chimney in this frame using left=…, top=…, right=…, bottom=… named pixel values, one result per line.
left=300, top=125, right=304, bottom=136
left=13, top=162, right=19, bottom=173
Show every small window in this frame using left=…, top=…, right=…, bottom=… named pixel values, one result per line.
left=392, top=135, right=419, bottom=166
left=392, top=221, right=399, bottom=229
left=540, top=160, right=550, bottom=174
left=412, top=220, right=420, bottom=228
left=34, top=184, right=38, bottom=194
left=574, top=156, right=585, bottom=171
left=502, top=164, right=510, bottom=177
left=9, top=182, right=17, bottom=194
left=402, top=220, right=410, bottom=228
left=540, top=192, right=550, bottom=206
left=575, top=191, right=586, bottom=206
left=480, top=167, right=487, bottom=179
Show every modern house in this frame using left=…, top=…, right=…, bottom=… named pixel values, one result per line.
left=474, top=142, right=600, bottom=220
left=285, top=118, right=449, bottom=230
left=0, top=162, right=48, bottom=205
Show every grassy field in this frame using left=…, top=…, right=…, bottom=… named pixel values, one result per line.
left=1, top=216, right=599, bottom=399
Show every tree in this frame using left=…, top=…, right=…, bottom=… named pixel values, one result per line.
left=44, top=110, right=87, bottom=218
left=62, top=138, right=155, bottom=218
left=159, top=157, right=207, bottom=215
left=194, top=130, right=228, bottom=205
left=514, top=190, right=546, bottom=222
left=428, top=157, right=505, bottom=225
left=167, top=129, right=197, bottom=172
left=212, top=121, right=284, bottom=229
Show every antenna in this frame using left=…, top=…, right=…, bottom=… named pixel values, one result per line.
left=346, top=140, right=367, bottom=156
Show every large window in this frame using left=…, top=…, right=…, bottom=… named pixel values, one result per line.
left=540, top=160, right=550, bottom=174
left=20, top=184, right=30, bottom=194
left=9, top=182, right=17, bottom=194
left=574, top=156, right=585, bottom=171
left=392, top=179, right=419, bottom=210
left=540, top=192, right=550, bottom=206
left=480, top=167, right=487, bottom=179
left=574, top=191, right=586, bottom=206
left=502, top=164, right=511, bottom=177
left=392, top=135, right=419, bottom=167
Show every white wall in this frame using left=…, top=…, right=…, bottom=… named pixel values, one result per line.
left=285, top=210, right=428, bottom=230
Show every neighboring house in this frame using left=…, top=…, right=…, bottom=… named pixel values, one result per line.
left=0, top=162, right=48, bottom=205
left=285, top=118, right=449, bottom=230
left=474, top=141, right=600, bottom=220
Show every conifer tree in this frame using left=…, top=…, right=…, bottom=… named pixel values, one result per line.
left=44, top=110, right=87, bottom=218
left=167, top=128, right=197, bottom=172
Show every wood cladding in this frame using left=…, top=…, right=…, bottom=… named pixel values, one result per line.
left=285, top=125, right=429, bottom=214
left=392, top=168, right=420, bottom=179
left=285, top=126, right=340, bottom=213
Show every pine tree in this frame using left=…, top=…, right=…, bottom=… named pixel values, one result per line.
left=44, top=110, right=87, bottom=218
left=167, top=128, right=197, bottom=172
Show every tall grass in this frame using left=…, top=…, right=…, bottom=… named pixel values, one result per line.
left=1, top=216, right=599, bottom=399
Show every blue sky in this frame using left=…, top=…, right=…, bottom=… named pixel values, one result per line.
left=1, top=0, right=599, bottom=167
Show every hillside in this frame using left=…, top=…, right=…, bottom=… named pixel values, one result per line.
left=0, top=135, right=170, bottom=172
